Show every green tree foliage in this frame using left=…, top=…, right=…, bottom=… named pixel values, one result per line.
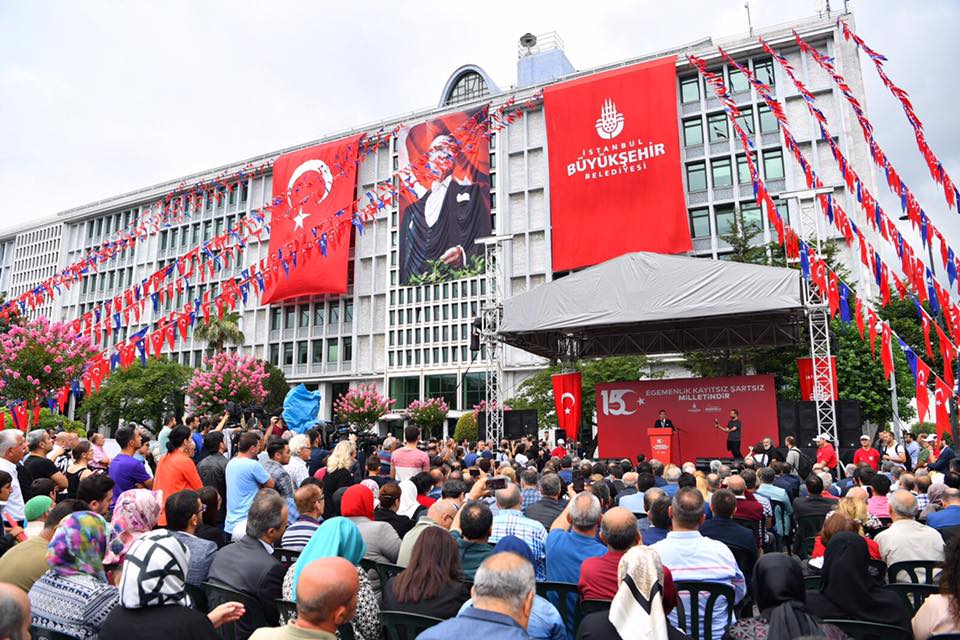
left=454, top=412, right=478, bottom=442
left=80, top=358, right=191, bottom=433
left=260, top=361, right=290, bottom=416
left=0, top=407, right=85, bottom=434
left=194, top=311, right=245, bottom=355
left=507, top=355, right=655, bottom=434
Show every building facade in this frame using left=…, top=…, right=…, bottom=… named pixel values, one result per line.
left=1, top=11, right=881, bottom=429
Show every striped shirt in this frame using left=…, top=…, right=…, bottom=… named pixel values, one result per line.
left=280, top=516, right=322, bottom=551
left=521, top=488, right=542, bottom=513
left=489, top=509, right=548, bottom=579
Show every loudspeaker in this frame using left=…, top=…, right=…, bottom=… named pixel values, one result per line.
left=796, top=402, right=820, bottom=447
left=504, top=410, right=538, bottom=439
left=777, top=399, right=798, bottom=444
left=476, top=412, right=487, bottom=442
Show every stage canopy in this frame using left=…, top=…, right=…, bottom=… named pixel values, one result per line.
left=499, top=251, right=806, bottom=360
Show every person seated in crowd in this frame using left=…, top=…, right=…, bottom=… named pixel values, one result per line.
left=611, top=471, right=638, bottom=507
left=913, top=535, right=960, bottom=638
left=578, top=546, right=689, bottom=640
left=383, top=526, right=470, bottom=618
left=28, top=511, right=119, bottom=639
left=342, top=484, right=401, bottom=566
left=76, top=473, right=115, bottom=518
left=104, top=488, right=161, bottom=565
left=0, top=582, right=31, bottom=640
left=0, top=499, right=85, bottom=593
left=928, top=488, right=960, bottom=530
left=397, top=498, right=457, bottom=567
left=153, top=425, right=203, bottom=526
left=373, top=482, right=414, bottom=540
left=723, top=475, right=766, bottom=549
left=698, top=489, right=757, bottom=579
left=524, top=473, right=566, bottom=531
left=875, top=490, right=944, bottom=575
left=99, top=530, right=244, bottom=640
left=808, top=512, right=881, bottom=573
left=662, top=466, right=681, bottom=497
left=196, top=486, right=228, bottom=548
left=722, top=553, right=846, bottom=640
left=451, top=539, right=565, bottom=640
left=835, top=486, right=883, bottom=530
left=489, top=483, right=548, bottom=580
left=449, top=499, right=494, bottom=580
left=165, top=489, right=218, bottom=586
left=806, top=532, right=911, bottom=631
left=282, top=517, right=380, bottom=640
left=617, top=472, right=651, bottom=514
left=252, top=556, right=359, bottom=640
left=281, top=484, right=324, bottom=551
left=792, top=473, right=836, bottom=528
left=916, top=473, right=932, bottom=510
left=642, top=492, right=672, bottom=545
left=397, top=479, right=426, bottom=522
left=867, top=473, right=892, bottom=519
left=22, top=494, right=53, bottom=538
left=651, top=487, right=746, bottom=640
left=756, top=466, right=792, bottom=540
left=579, top=507, right=677, bottom=611
left=208, top=489, right=288, bottom=640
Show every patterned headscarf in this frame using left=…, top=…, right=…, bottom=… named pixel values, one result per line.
left=106, top=489, right=161, bottom=564
left=290, top=517, right=366, bottom=603
left=47, top=511, right=110, bottom=582
left=118, top=530, right=192, bottom=609
left=608, top=546, right=669, bottom=640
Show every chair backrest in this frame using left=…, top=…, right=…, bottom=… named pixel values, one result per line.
left=795, top=514, right=826, bottom=541
left=272, top=547, right=301, bottom=568
left=370, top=560, right=404, bottom=588
left=887, top=560, right=943, bottom=584
left=204, top=581, right=267, bottom=640
left=380, top=610, right=444, bottom=640
left=30, top=628, right=75, bottom=640
left=674, top=580, right=735, bottom=640
left=803, top=574, right=821, bottom=591
left=185, top=583, right=209, bottom=613
left=727, top=545, right=753, bottom=593
left=883, top=583, right=939, bottom=614
left=867, top=559, right=887, bottom=583
left=535, top=581, right=581, bottom=633
left=276, top=599, right=297, bottom=625
left=731, top=517, right=760, bottom=547
left=822, top=619, right=912, bottom=640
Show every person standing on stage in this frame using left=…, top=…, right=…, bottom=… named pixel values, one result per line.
left=654, top=410, right=674, bottom=430
left=715, top=410, right=742, bottom=459
left=816, top=433, right=838, bottom=474
left=853, top=435, right=881, bottom=471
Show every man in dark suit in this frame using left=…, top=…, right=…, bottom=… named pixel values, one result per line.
left=792, top=474, right=838, bottom=520
left=208, top=489, right=288, bottom=640
left=772, top=461, right=801, bottom=502
left=699, top=489, right=757, bottom=580
left=653, top=410, right=674, bottom=430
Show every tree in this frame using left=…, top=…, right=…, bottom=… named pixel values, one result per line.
left=186, top=351, right=267, bottom=415
left=333, top=384, right=394, bottom=431
left=453, top=412, right=478, bottom=442
left=80, top=358, right=192, bottom=432
left=507, top=355, right=656, bottom=435
left=407, top=397, right=449, bottom=439
left=260, top=361, right=290, bottom=416
left=194, top=311, right=244, bottom=355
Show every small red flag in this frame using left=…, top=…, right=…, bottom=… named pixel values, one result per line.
left=936, top=377, right=952, bottom=438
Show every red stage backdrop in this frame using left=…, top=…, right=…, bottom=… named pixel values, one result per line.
left=544, top=55, right=691, bottom=272
left=596, top=375, right=778, bottom=461
left=797, top=357, right=838, bottom=401
left=261, top=134, right=362, bottom=304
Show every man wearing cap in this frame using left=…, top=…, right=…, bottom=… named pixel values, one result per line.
left=815, top=434, right=837, bottom=474
left=853, top=435, right=881, bottom=471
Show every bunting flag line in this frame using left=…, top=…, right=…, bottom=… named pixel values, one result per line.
left=838, top=19, right=959, bottom=213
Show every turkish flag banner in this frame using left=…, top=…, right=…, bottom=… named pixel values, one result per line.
left=552, top=372, right=583, bottom=439
left=260, top=134, right=362, bottom=303
left=544, top=55, right=691, bottom=272
left=936, top=377, right=952, bottom=438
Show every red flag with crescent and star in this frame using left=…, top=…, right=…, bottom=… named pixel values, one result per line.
left=260, top=134, right=363, bottom=304
left=552, top=372, right=583, bottom=440
left=916, top=358, right=932, bottom=423
left=936, top=376, right=952, bottom=438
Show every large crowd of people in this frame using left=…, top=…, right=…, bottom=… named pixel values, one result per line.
left=0, top=418, right=960, bottom=639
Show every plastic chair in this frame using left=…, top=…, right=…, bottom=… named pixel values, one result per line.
left=380, top=611, right=444, bottom=640
left=204, top=582, right=267, bottom=640
left=732, top=517, right=761, bottom=547
left=867, top=558, right=887, bottom=583
left=794, top=514, right=826, bottom=555
left=536, top=581, right=582, bottom=634
left=939, top=525, right=960, bottom=545
left=822, top=619, right=912, bottom=640
left=371, top=560, right=404, bottom=588
left=887, top=560, right=943, bottom=584
left=272, top=547, right=301, bottom=567
left=673, top=580, right=735, bottom=640
left=884, top=583, right=938, bottom=614
left=276, top=599, right=297, bottom=624
left=803, top=574, right=821, bottom=591
left=185, top=582, right=209, bottom=613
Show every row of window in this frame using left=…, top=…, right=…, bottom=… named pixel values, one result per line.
left=270, top=300, right=354, bottom=331
left=389, top=277, right=485, bottom=308
left=388, top=344, right=477, bottom=367
left=389, top=373, right=486, bottom=412
left=686, top=149, right=784, bottom=192
left=389, top=322, right=473, bottom=347
left=268, top=338, right=352, bottom=367
left=158, top=214, right=243, bottom=252
left=682, top=105, right=779, bottom=146
left=680, top=58, right=775, bottom=104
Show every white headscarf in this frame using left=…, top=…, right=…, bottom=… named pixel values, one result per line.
left=608, top=546, right=669, bottom=640
left=117, top=530, right=192, bottom=609
left=398, top=480, right=420, bottom=519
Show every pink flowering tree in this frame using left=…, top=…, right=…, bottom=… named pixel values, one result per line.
left=334, top=383, right=395, bottom=430
left=472, top=400, right=512, bottom=418
left=407, top=397, right=449, bottom=439
left=187, top=351, right=267, bottom=414
left=0, top=317, right=96, bottom=409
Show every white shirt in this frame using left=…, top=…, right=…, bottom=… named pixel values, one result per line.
left=284, top=456, right=309, bottom=489
left=0, top=458, right=24, bottom=521
left=424, top=175, right=452, bottom=228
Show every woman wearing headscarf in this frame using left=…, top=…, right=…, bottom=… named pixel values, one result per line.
left=921, top=483, right=948, bottom=522
left=374, top=482, right=415, bottom=539
left=99, top=530, right=244, bottom=640
left=722, top=553, right=845, bottom=640
left=104, top=489, right=161, bottom=565
left=28, top=511, right=119, bottom=640
left=341, top=484, right=401, bottom=596
left=457, top=536, right=566, bottom=640
left=281, top=518, right=380, bottom=640
left=805, top=532, right=912, bottom=631
left=578, top=546, right=689, bottom=640
left=398, top=479, right=425, bottom=521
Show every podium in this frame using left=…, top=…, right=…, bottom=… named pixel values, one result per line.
left=648, top=427, right=676, bottom=465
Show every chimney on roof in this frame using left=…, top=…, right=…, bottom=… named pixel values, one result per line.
left=517, top=32, right=575, bottom=88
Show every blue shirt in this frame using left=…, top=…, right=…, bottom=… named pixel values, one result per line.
left=617, top=491, right=646, bottom=514
left=756, top=483, right=792, bottom=535
left=456, top=600, right=564, bottom=640
left=463, top=452, right=478, bottom=468
left=421, top=606, right=531, bottom=640
left=191, top=433, right=204, bottom=462
left=558, top=470, right=573, bottom=485
left=641, top=526, right=669, bottom=546
left=545, top=529, right=605, bottom=637
left=224, top=457, right=271, bottom=531
left=109, top=453, right=152, bottom=511
left=906, top=441, right=920, bottom=467
left=490, top=510, right=548, bottom=580
left=927, top=505, right=960, bottom=530
left=662, top=483, right=678, bottom=497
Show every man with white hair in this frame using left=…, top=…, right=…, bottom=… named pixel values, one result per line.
left=662, top=466, right=681, bottom=497
left=875, top=490, right=944, bottom=576
left=612, top=471, right=638, bottom=507
left=548, top=491, right=606, bottom=637
left=284, top=433, right=311, bottom=488
left=681, top=462, right=696, bottom=475
left=0, top=431, right=27, bottom=523
left=709, top=459, right=722, bottom=474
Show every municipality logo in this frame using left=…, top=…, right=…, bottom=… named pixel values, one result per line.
left=595, top=98, right=625, bottom=139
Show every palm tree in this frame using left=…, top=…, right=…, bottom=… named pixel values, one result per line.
left=194, top=311, right=245, bottom=355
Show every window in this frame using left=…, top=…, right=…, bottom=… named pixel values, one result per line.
left=159, top=231, right=168, bottom=251
left=298, top=305, right=310, bottom=328
left=754, top=59, right=775, bottom=86
left=462, top=372, right=486, bottom=409
left=389, top=377, right=420, bottom=408
left=715, top=205, right=737, bottom=236
left=329, top=303, right=339, bottom=326
left=425, top=374, right=458, bottom=410
left=297, top=342, right=308, bottom=365
left=682, top=119, right=703, bottom=146
left=344, top=301, right=353, bottom=324
left=327, top=339, right=339, bottom=362
left=737, top=153, right=758, bottom=184
left=444, top=71, right=489, bottom=106
left=758, top=105, right=778, bottom=133
left=735, top=107, right=754, bottom=135
left=686, top=162, right=707, bottom=192
left=763, top=149, right=785, bottom=180
left=741, top=204, right=763, bottom=232
left=707, top=113, right=729, bottom=143
left=341, top=337, right=352, bottom=362
left=711, top=158, right=733, bottom=188
left=282, top=343, right=293, bottom=366
left=311, top=339, right=323, bottom=364
left=313, top=303, right=324, bottom=326
left=728, top=67, right=749, bottom=93
left=284, top=306, right=295, bottom=330
left=680, top=76, right=700, bottom=103
left=690, top=209, right=711, bottom=238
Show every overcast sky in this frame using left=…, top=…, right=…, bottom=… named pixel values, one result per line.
left=0, top=0, right=957, bottom=250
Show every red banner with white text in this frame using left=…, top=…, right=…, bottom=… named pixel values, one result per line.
left=544, top=56, right=691, bottom=272
left=596, top=375, right=777, bottom=460
left=261, top=134, right=362, bottom=303
left=552, top=371, right=583, bottom=439
left=796, top=357, right=839, bottom=401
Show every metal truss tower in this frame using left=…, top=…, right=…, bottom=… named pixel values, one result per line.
left=477, top=234, right=511, bottom=444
